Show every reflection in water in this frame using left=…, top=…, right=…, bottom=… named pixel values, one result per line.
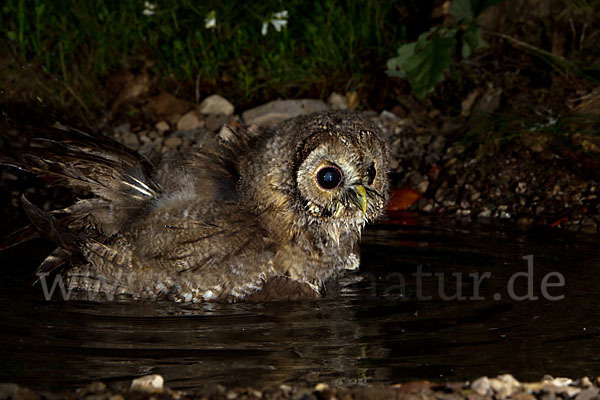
left=1, top=221, right=600, bottom=390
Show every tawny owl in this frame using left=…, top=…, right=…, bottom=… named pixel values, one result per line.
left=0, top=110, right=389, bottom=302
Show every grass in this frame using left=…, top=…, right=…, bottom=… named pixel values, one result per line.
left=0, top=0, right=406, bottom=119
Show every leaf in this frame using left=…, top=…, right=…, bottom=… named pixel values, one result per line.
left=462, top=24, right=486, bottom=58
left=386, top=42, right=416, bottom=78
left=6, top=31, right=17, bottom=41
left=404, top=34, right=455, bottom=100
left=450, top=0, right=473, bottom=21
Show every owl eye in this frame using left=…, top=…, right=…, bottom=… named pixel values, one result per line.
left=366, top=162, right=376, bottom=185
left=316, top=166, right=343, bottom=190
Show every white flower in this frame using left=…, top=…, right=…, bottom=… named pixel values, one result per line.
left=261, top=10, right=288, bottom=36
left=205, top=10, right=216, bottom=29
left=143, top=1, right=156, bottom=16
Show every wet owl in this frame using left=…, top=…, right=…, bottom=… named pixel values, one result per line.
left=0, top=110, right=390, bottom=302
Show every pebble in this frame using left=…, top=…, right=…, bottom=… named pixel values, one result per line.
left=489, top=374, right=521, bottom=399
left=120, top=132, right=140, bottom=150
left=155, top=120, right=170, bottom=132
left=575, top=387, right=599, bottom=400
left=416, top=180, right=429, bottom=194
left=471, top=376, right=491, bottom=396
left=242, top=99, right=328, bottom=127
left=327, top=92, right=348, bottom=109
left=176, top=110, right=203, bottom=131
left=204, top=113, right=229, bottom=131
left=164, top=136, right=183, bottom=149
left=130, top=374, right=164, bottom=393
left=198, top=94, right=234, bottom=116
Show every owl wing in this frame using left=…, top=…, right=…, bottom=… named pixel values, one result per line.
left=1, top=115, right=161, bottom=279
left=0, top=116, right=161, bottom=230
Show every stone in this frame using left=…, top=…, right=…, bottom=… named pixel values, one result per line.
left=580, top=377, right=593, bottom=388
left=380, top=110, right=400, bottom=121
left=575, top=387, right=599, bottom=400
left=489, top=374, right=520, bottom=399
left=177, top=111, right=204, bottom=131
left=130, top=374, right=164, bottom=393
left=0, top=383, right=20, bottom=399
left=478, top=209, right=492, bottom=219
left=148, top=92, right=194, bottom=124
left=164, top=136, right=183, bottom=149
left=471, top=376, right=491, bottom=396
left=242, top=99, right=328, bottom=127
left=416, top=180, right=429, bottom=194
left=155, top=120, right=170, bottom=133
left=115, top=124, right=140, bottom=150
left=327, top=92, right=348, bottom=109
left=198, top=94, right=234, bottom=116
left=205, top=113, right=229, bottom=131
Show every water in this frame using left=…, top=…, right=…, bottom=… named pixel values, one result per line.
left=1, top=218, right=600, bottom=391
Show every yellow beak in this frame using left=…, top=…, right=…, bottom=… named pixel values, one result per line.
left=355, top=185, right=368, bottom=214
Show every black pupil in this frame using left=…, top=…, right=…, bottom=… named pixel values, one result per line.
left=317, top=167, right=342, bottom=190
left=367, top=162, right=376, bottom=185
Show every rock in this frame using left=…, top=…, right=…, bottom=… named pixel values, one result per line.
left=489, top=374, right=520, bottom=399
left=130, top=374, right=164, bottom=393
left=155, top=120, right=170, bottom=133
left=327, top=92, right=348, bottom=109
left=242, top=99, right=328, bottom=127
left=580, top=377, right=593, bottom=388
left=149, top=92, right=194, bottom=124
left=471, top=376, right=491, bottom=396
left=478, top=209, right=492, bottom=218
left=198, top=94, right=234, bottom=116
left=545, top=377, right=573, bottom=387
left=575, top=387, right=599, bottom=400
left=176, top=111, right=204, bottom=131
left=380, top=110, right=400, bottom=121
left=164, top=136, right=183, bottom=149
left=0, top=383, right=38, bottom=400
left=205, top=113, right=229, bottom=131
left=416, top=180, right=429, bottom=194
left=0, top=383, right=20, bottom=399
left=115, top=124, right=140, bottom=150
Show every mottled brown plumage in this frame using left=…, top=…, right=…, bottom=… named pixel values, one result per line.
left=0, top=110, right=390, bottom=302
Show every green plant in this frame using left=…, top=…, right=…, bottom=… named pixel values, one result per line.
left=387, top=0, right=504, bottom=100
left=0, top=0, right=401, bottom=118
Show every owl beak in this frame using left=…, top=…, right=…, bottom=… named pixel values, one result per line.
left=354, top=185, right=368, bottom=214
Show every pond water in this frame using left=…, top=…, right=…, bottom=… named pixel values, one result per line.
left=1, top=218, right=599, bottom=391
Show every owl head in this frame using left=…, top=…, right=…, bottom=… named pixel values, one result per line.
left=239, top=111, right=389, bottom=244
left=291, top=112, right=389, bottom=227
